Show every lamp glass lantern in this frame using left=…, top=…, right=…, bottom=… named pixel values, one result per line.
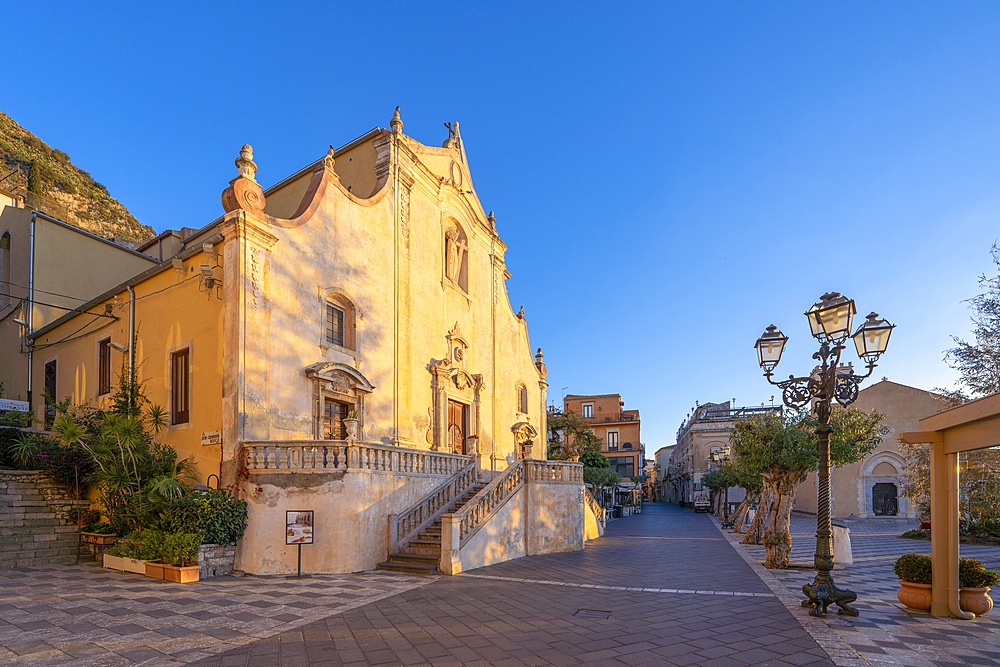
left=755, top=325, right=788, bottom=371
left=852, top=312, right=894, bottom=361
left=805, top=292, right=856, bottom=343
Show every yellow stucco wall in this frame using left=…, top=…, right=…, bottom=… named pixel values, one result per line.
left=28, top=248, right=223, bottom=483
left=0, top=206, right=156, bottom=402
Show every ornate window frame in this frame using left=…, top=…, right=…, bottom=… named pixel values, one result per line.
left=304, top=362, right=374, bottom=441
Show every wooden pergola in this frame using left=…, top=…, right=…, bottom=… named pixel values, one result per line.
left=900, top=392, right=1000, bottom=619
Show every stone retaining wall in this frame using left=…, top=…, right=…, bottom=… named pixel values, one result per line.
left=198, top=543, right=236, bottom=579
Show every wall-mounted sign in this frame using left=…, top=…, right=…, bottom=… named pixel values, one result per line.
left=0, top=399, right=29, bottom=413
left=286, top=510, right=314, bottom=545
left=201, top=430, right=222, bottom=446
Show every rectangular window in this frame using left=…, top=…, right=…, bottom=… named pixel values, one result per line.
left=609, top=456, right=635, bottom=478
left=607, top=431, right=619, bottom=451
left=98, top=338, right=112, bottom=395
left=171, top=349, right=190, bottom=425
left=323, top=400, right=349, bottom=440
left=44, top=360, right=57, bottom=428
left=582, top=404, right=593, bottom=418
left=326, top=304, right=345, bottom=347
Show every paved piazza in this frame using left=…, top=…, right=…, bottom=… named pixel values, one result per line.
left=1, top=505, right=998, bottom=665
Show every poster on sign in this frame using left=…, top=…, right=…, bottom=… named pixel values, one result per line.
left=285, top=510, right=314, bottom=545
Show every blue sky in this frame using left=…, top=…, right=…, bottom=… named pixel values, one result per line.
left=6, top=3, right=1000, bottom=450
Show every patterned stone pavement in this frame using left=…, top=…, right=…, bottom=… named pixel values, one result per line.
left=728, top=515, right=1000, bottom=666
left=0, top=566, right=431, bottom=665
left=194, top=504, right=831, bottom=666
left=3, top=506, right=999, bottom=665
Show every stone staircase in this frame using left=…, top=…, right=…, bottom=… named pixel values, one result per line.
left=377, top=481, right=486, bottom=575
left=0, top=471, right=83, bottom=569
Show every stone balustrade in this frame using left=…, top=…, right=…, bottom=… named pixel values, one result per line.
left=243, top=440, right=472, bottom=477
left=453, top=460, right=525, bottom=548
left=525, top=460, right=584, bottom=483
left=390, top=462, right=478, bottom=551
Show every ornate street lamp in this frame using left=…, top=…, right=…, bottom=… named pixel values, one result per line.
left=754, top=292, right=894, bottom=617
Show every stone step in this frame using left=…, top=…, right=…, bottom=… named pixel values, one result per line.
left=408, top=537, right=441, bottom=548
left=398, top=544, right=441, bottom=559
left=375, top=559, right=437, bottom=576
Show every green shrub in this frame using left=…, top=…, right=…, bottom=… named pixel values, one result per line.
left=894, top=553, right=999, bottom=588
left=960, top=558, right=1000, bottom=588
left=901, top=529, right=931, bottom=540
left=894, top=553, right=932, bottom=584
left=107, top=530, right=166, bottom=560
left=83, top=521, right=116, bottom=534
left=162, top=532, right=201, bottom=566
left=159, top=489, right=247, bottom=545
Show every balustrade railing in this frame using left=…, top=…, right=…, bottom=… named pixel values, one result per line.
left=453, top=460, right=525, bottom=547
left=525, top=460, right=583, bottom=483
left=243, top=440, right=472, bottom=476
left=390, top=462, right=478, bottom=552
left=585, top=487, right=606, bottom=526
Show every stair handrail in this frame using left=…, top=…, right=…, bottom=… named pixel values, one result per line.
left=390, top=460, right=478, bottom=552
left=451, top=459, right=525, bottom=547
left=585, top=487, right=606, bottom=528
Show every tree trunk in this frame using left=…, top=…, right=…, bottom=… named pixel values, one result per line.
left=730, top=492, right=755, bottom=533
left=742, top=488, right=770, bottom=545
left=762, top=472, right=801, bottom=569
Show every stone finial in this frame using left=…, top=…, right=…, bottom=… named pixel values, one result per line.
left=487, top=210, right=496, bottom=229
left=391, top=106, right=403, bottom=133
left=535, top=348, right=544, bottom=364
left=443, top=121, right=462, bottom=149
left=535, top=348, right=547, bottom=380
left=517, top=306, right=525, bottom=319
left=236, top=144, right=257, bottom=183
left=323, top=145, right=336, bottom=172
left=221, top=144, right=267, bottom=214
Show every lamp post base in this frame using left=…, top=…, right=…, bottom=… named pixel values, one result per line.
left=802, top=576, right=858, bottom=617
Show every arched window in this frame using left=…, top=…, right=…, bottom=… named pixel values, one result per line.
left=0, top=232, right=10, bottom=307
left=323, top=293, right=356, bottom=351
left=517, top=383, right=528, bottom=414
left=444, top=220, right=469, bottom=292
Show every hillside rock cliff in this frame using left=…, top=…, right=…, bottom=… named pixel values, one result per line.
left=0, top=111, right=154, bottom=244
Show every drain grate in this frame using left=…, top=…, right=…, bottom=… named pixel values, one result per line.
left=574, top=609, right=611, bottom=619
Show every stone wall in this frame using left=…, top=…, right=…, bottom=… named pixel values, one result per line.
left=0, top=470, right=82, bottom=568
left=198, top=543, right=236, bottom=579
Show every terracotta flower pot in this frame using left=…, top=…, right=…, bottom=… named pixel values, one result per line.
left=897, top=580, right=932, bottom=612
left=960, top=587, right=994, bottom=616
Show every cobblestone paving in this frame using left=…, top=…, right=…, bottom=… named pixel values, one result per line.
left=194, top=504, right=832, bottom=666
left=727, top=515, right=1000, bottom=666
left=0, top=565, right=431, bottom=665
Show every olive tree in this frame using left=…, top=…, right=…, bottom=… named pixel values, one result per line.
left=730, top=408, right=883, bottom=569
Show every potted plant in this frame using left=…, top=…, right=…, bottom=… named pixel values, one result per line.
left=161, top=532, right=201, bottom=583
left=894, top=553, right=999, bottom=616
left=105, top=531, right=162, bottom=575
left=959, top=558, right=998, bottom=616
left=894, top=553, right=932, bottom=612
left=343, top=409, right=360, bottom=440
left=81, top=521, right=117, bottom=546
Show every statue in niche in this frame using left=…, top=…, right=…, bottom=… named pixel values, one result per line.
left=444, top=224, right=468, bottom=286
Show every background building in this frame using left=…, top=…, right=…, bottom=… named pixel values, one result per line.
left=563, top=393, right=643, bottom=482
left=669, top=400, right=780, bottom=509
left=793, top=379, right=954, bottom=519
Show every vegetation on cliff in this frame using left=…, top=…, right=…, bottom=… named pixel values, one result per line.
left=0, top=111, right=153, bottom=243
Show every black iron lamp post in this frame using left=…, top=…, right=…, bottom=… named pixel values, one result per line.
left=754, top=292, right=894, bottom=617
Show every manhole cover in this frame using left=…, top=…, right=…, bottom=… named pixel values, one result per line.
left=574, top=609, right=611, bottom=619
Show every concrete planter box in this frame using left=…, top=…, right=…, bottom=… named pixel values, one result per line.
left=102, top=554, right=149, bottom=574
left=144, top=561, right=166, bottom=579
left=163, top=564, right=200, bottom=583
left=81, top=532, right=116, bottom=546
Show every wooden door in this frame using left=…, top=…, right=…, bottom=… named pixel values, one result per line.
left=873, top=482, right=898, bottom=516
left=448, top=400, right=467, bottom=454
